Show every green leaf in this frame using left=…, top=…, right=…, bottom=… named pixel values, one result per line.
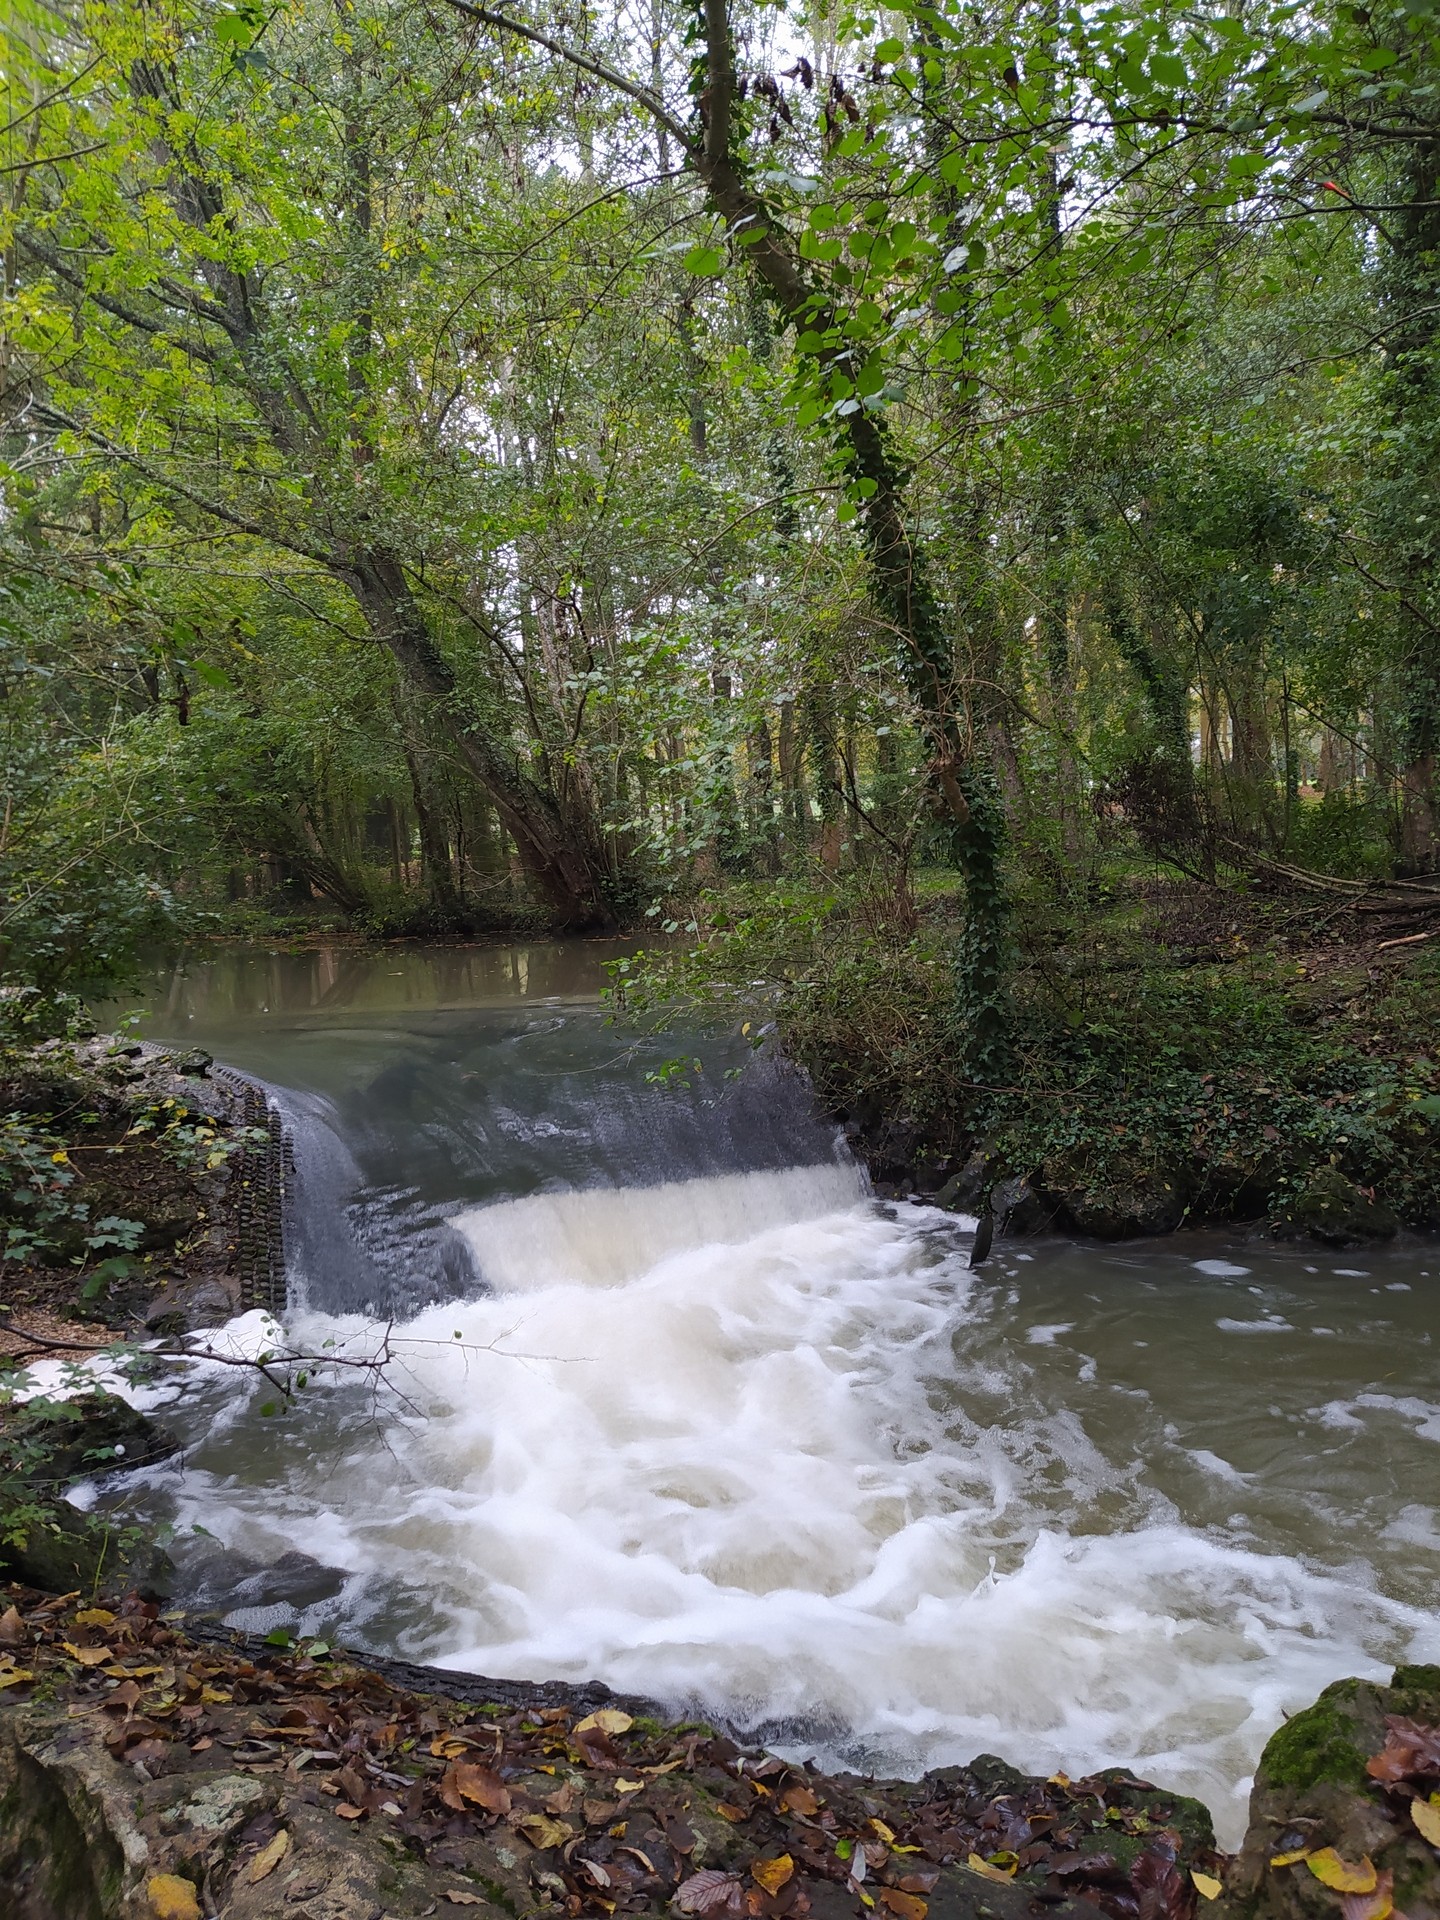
left=683, top=244, right=725, bottom=277
left=1148, top=51, right=1188, bottom=89
left=874, top=36, right=905, bottom=63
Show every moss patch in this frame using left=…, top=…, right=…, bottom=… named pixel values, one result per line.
left=1257, top=1684, right=1368, bottom=1792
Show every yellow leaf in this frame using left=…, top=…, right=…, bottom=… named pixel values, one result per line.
left=966, top=1854, right=1018, bottom=1884
left=62, top=1642, right=112, bottom=1667
left=869, top=1819, right=896, bottom=1844
left=881, top=1892, right=928, bottom=1920
left=515, top=1813, right=575, bottom=1850
left=1307, top=1850, right=1377, bottom=1894
left=614, top=1777, right=645, bottom=1793
left=431, top=1736, right=471, bottom=1759
left=752, top=1856, right=795, bottom=1894
left=74, top=1608, right=115, bottom=1627
left=0, top=1668, right=33, bottom=1689
left=103, top=1665, right=164, bottom=1680
left=1413, top=1797, right=1440, bottom=1848
left=574, top=1708, right=633, bottom=1736
left=1271, top=1850, right=1311, bottom=1868
left=200, top=1686, right=232, bottom=1703
left=147, top=1875, right=202, bottom=1920
left=1192, top=1873, right=1223, bottom=1900
left=247, top=1829, right=290, bottom=1883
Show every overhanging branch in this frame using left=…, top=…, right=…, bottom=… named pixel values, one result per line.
left=438, top=0, right=697, bottom=155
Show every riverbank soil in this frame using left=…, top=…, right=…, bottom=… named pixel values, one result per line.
left=0, top=1032, right=267, bottom=1362
left=0, top=1581, right=1230, bottom=1920
left=632, top=871, right=1440, bottom=1242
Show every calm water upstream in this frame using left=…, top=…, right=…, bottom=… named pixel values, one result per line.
left=88, top=941, right=1440, bottom=1847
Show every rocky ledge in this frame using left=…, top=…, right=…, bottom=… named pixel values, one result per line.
left=1, top=1589, right=1437, bottom=1920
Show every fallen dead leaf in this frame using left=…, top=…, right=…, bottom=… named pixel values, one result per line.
left=61, top=1642, right=112, bottom=1667
left=675, top=1868, right=748, bottom=1918
left=1414, top=1797, right=1440, bottom=1848
left=716, top=1803, right=749, bottom=1822
left=74, top=1608, right=115, bottom=1628
left=1341, top=1868, right=1393, bottom=1920
left=0, top=1605, right=26, bottom=1644
left=0, top=1667, right=34, bottom=1690
left=880, top=1891, right=928, bottom=1920
left=751, top=1855, right=794, bottom=1894
left=1271, top=1850, right=1311, bottom=1868
left=1308, top=1851, right=1377, bottom=1894
left=1367, top=1718, right=1440, bottom=1784
left=965, top=1853, right=1018, bottom=1884
left=514, top=1812, right=575, bottom=1849
left=574, top=1708, right=633, bottom=1736
left=780, top=1784, right=820, bottom=1817
left=443, top=1894, right=485, bottom=1907
left=147, top=1875, right=202, bottom=1920
left=335, top=1804, right=365, bottom=1821
left=247, top=1828, right=290, bottom=1883
left=614, top=1776, right=645, bottom=1793
left=1192, top=1872, right=1223, bottom=1900
left=442, top=1761, right=511, bottom=1816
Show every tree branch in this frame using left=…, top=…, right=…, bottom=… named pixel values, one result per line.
left=438, top=0, right=696, bottom=154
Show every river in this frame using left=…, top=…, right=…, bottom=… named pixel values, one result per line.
left=90, top=940, right=1440, bottom=1848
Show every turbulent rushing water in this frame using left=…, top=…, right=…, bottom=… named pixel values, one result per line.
left=87, top=943, right=1440, bottom=1848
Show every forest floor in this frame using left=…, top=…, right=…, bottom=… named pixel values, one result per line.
left=0, top=1578, right=1240, bottom=1920
left=1, top=1586, right=1437, bottom=1920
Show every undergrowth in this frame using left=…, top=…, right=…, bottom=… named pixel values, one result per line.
left=609, top=871, right=1440, bottom=1229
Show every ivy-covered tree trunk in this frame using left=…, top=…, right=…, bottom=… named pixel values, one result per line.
left=1381, top=131, right=1440, bottom=871
left=690, top=0, right=1010, bottom=1069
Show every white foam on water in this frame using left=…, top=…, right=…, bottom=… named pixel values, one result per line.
left=150, top=1167, right=1440, bottom=1850
left=457, top=1163, right=866, bottom=1290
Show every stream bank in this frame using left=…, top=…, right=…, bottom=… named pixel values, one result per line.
left=1, top=1585, right=1436, bottom=1920
left=0, top=1022, right=285, bottom=1598
left=619, top=875, right=1440, bottom=1245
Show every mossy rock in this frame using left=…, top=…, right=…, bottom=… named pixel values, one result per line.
left=1256, top=1680, right=1370, bottom=1793
left=1266, top=1169, right=1399, bottom=1247
left=1213, top=1667, right=1440, bottom=1920
left=0, top=1392, right=177, bottom=1597
left=1039, top=1152, right=1188, bottom=1238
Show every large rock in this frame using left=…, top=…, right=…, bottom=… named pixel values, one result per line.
left=1265, top=1169, right=1400, bottom=1247
left=1215, top=1665, right=1440, bottom=1920
left=0, top=1394, right=177, bottom=1596
left=1039, top=1152, right=1188, bottom=1238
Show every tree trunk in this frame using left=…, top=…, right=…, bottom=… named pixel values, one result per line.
left=347, top=551, right=618, bottom=929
